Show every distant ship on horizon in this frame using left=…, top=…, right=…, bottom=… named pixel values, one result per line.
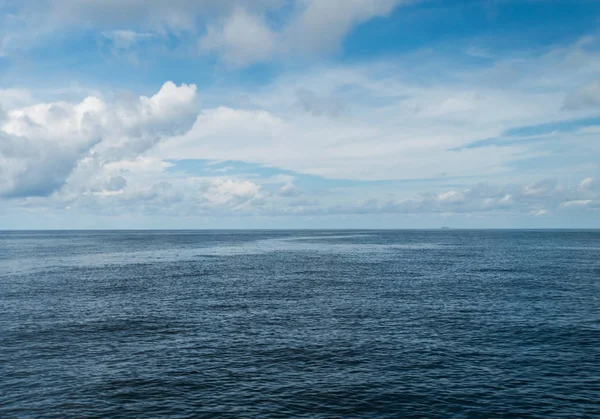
left=441, top=226, right=451, bottom=230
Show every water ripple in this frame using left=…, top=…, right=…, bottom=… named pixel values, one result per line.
left=1, top=230, right=599, bottom=418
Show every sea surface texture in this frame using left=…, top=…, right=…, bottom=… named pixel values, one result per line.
left=1, top=230, right=599, bottom=418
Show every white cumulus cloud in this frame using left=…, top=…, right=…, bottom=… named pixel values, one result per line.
left=0, top=82, right=197, bottom=198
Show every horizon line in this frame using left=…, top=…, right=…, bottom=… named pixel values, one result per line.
left=1, top=228, right=599, bottom=232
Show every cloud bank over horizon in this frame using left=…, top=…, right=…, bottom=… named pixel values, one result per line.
left=0, top=0, right=599, bottom=228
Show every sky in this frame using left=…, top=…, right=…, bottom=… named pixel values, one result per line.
left=0, top=0, right=599, bottom=229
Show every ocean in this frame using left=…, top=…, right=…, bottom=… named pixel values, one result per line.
left=1, top=230, right=599, bottom=418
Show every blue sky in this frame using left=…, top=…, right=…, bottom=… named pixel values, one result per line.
left=0, top=0, right=599, bottom=229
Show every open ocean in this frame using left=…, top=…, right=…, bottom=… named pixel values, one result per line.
left=1, top=230, right=599, bottom=418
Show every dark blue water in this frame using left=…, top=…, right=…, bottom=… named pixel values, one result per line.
left=1, top=230, right=599, bottom=418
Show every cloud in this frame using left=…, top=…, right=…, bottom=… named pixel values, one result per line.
left=437, top=190, right=465, bottom=204
left=0, top=89, right=35, bottom=109
left=37, top=0, right=284, bottom=31
left=151, top=36, right=600, bottom=184
left=156, top=106, right=286, bottom=163
left=560, top=200, right=592, bottom=208
left=104, top=176, right=127, bottom=191
left=0, top=82, right=197, bottom=198
left=76, top=177, right=264, bottom=216
left=11, top=170, right=598, bottom=221
left=521, top=179, right=557, bottom=198
left=202, top=178, right=262, bottom=206
left=0, top=0, right=281, bottom=58
left=579, top=177, right=595, bottom=191
left=2, top=0, right=408, bottom=67
left=529, top=209, right=548, bottom=217
left=0, top=133, right=86, bottom=198
left=278, top=182, right=302, bottom=197
left=3, top=35, right=598, bottom=206
left=359, top=178, right=599, bottom=217
left=1, top=35, right=599, bottom=223
left=196, top=0, right=405, bottom=66
left=294, top=88, right=347, bottom=118
left=102, top=30, right=158, bottom=49
left=199, top=9, right=276, bottom=68
left=283, top=0, right=402, bottom=57
left=564, top=80, right=600, bottom=111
